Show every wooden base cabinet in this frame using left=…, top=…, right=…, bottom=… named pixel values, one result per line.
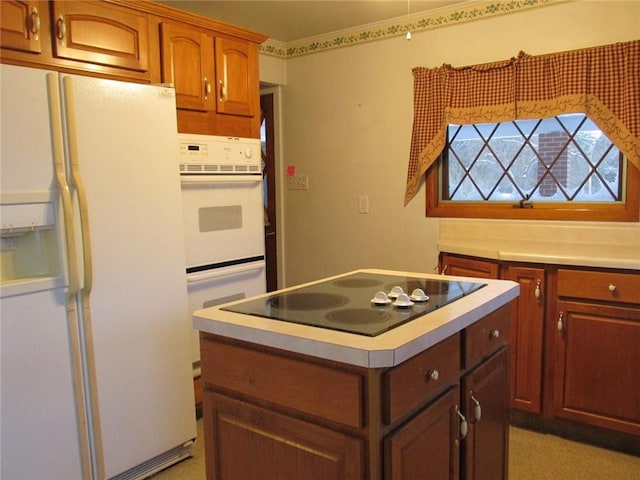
left=554, top=268, right=640, bottom=437
left=204, top=393, right=364, bottom=480
left=199, top=305, right=511, bottom=480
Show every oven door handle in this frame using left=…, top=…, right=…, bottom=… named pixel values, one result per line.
left=186, top=263, right=265, bottom=284
left=180, top=175, right=262, bottom=185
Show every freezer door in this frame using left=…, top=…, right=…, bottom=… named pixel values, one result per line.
left=1, top=65, right=87, bottom=480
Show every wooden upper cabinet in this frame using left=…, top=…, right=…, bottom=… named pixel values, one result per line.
left=50, top=1, right=149, bottom=72
left=160, top=22, right=215, bottom=112
left=214, top=36, right=258, bottom=117
left=1, top=0, right=43, bottom=54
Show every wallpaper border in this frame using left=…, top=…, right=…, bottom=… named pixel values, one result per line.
left=259, top=0, right=572, bottom=59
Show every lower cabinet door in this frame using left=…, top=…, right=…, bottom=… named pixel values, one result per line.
left=462, top=347, right=510, bottom=480
left=203, top=392, right=363, bottom=480
left=554, top=301, right=640, bottom=436
left=385, top=386, right=460, bottom=480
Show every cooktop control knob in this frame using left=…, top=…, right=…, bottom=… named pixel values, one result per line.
left=244, top=148, right=253, bottom=159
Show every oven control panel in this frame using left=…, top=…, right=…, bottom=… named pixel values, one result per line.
left=178, top=134, right=262, bottom=174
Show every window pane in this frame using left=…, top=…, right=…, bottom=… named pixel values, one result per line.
left=441, top=114, right=623, bottom=204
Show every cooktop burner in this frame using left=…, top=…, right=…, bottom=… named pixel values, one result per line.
left=222, top=272, right=486, bottom=337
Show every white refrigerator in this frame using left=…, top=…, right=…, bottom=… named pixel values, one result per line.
left=0, top=64, right=196, bottom=479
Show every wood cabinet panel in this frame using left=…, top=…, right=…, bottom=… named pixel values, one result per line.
left=464, top=304, right=510, bottom=368
left=160, top=21, right=214, bottom=112
left=505, top=266, right=545, bottom=413
left=554, top=301, right=640, bottom=436
left=51, top=1, right=149, bottom=72
left=383, top=334, right=460, bottom=425
left=1, top=0, right=42, bottom=54
left=385, top=386, right=460, bottom=480
left=462, top=347, right=510, bottom=480
left=205, top=393, right=364, bottom=480
left=557, top=268, right=640, bottom=305
left=201, top=336, right=364, bottom=429
left=441, top=254, right=499, bottom=279
left=214, top=36, right=257, bottom=117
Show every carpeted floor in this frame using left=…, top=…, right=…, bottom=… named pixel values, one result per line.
left=152, top=420, right=640, bottom=479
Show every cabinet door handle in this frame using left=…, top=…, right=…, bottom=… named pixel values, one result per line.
left=426, top=369, right=440, bottom=382
left=30, top=7, right=41, bottom=38
left=609, top=283, right=617, bottom=292
left=557, top=311, right=564, bottom=338
left=203, top=77, right=212, bottom=99
left=441, top=265, right=448, bottom=275
left=489, top=329, right=500, bottom=339
left=455, top=406, right=468, bottom=439
left=56, top=15, right=66, bottom=43
left=219, top=79, right=227, bottom=101
left=535, top=279, right=542, bottom=304
left=470, top=394, right=482, bottom=422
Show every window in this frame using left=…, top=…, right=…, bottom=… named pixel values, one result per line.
left=425, top=114, right=639, bottom=222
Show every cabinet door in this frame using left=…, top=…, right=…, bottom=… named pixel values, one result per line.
left=554, top=301, right=640, bottom=436
left=1, top=0, right=42, bottom=54
left=160, top=22, right=215, bottom=112
left=385, top=386, right=460, bottom=480
left=462, top=347, right=509, bottom=480
left=215, top=36, right=258, bottom=117
left=504, top=266, right=545, bottom=413
left=440, top=253, right=499, bottom=279
left=204, top=393, right=363, bottom=480
left=51, top=1, right=149, bottom=72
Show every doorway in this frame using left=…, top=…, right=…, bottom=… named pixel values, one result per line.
left=260, top=92, right=278, bottom=291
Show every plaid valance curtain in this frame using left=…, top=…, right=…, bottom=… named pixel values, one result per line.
left=405, top=40, right=640, bottom=205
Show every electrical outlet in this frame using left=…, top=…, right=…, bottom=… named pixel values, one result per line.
left=358, top=195, right=369, bottom=214
left=287, top=175, right=309, bottom=190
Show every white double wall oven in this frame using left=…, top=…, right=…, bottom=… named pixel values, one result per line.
left=178, top=134, right=266, bottom=371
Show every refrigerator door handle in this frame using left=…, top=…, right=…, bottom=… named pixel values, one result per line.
left=61, top=75, right=105, bottom=480
left=46, top=72, right=93, bottom=480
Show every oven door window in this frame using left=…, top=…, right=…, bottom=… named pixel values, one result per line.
left=199, top=205, right=243, bottom=232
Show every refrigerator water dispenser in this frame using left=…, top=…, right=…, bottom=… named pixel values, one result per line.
left=1, top=195, right=60, bottom=285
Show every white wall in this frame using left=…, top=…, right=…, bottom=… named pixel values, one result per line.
left=266, top=0, right=640, bottom=286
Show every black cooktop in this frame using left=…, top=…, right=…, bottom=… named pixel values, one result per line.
left=221, top=272, right=486, bottom=337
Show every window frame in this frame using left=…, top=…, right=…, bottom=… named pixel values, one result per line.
left=425, top=148, right=639, bottom=222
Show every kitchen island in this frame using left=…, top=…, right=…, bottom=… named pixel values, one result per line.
left=193, top=269, right=519, bottom=480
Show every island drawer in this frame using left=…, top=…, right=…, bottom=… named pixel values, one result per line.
left=557, top=269, right=640, bottom=305
left=200, top=335, right=365, bottom=429
left=464, top=304, right=510, bottom=368
left=383, top=333, right=460, bottom=425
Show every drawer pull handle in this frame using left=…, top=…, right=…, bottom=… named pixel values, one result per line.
left=427, top=369, right=440, bottom=382
left=609, top=283, right=617, bottom=292
left=557, top=311, right=564, bottom=338
left=470, top=394, right=482, bottom=422
left=490, top=329, right=500, bottom=339
left=535, top=279, right=542, bottom=303
left=455, top=406, right=468, bottom=439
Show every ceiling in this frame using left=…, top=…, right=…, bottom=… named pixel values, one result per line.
left=157, top=1, right=469, bottom=42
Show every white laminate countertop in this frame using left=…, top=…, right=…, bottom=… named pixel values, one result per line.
left=193, top=268, right=519, bottom=368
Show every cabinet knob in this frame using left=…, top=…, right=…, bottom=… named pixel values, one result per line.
left=203, top=77, right=212, bottom=99
left=609, top=284, right=617, bottom=292
left=426, top=369, right=440, bottom=382
left=490, top=329, right=500, bottom=339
